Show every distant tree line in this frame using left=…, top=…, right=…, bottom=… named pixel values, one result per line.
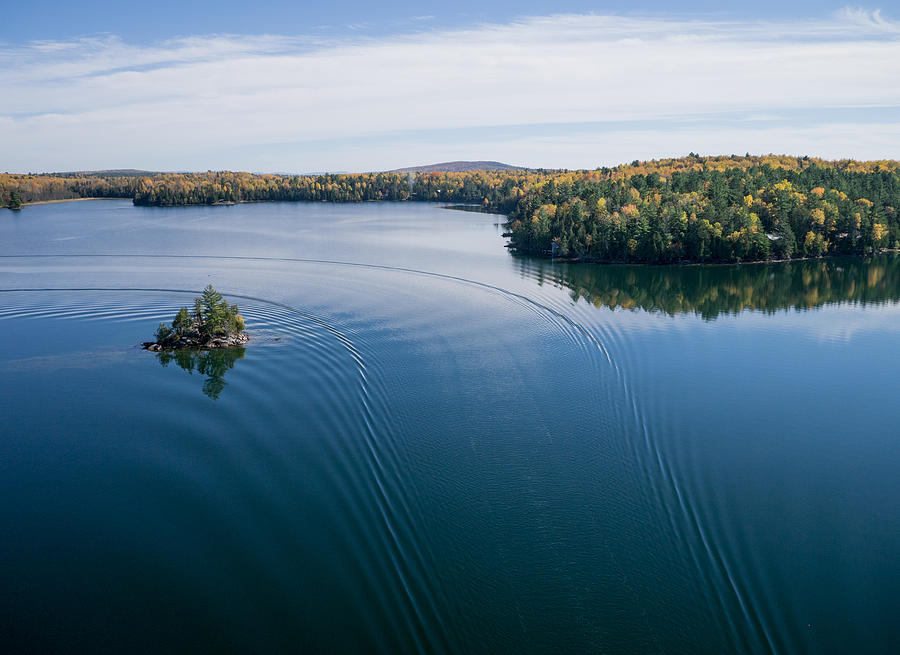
left=3, top=155, right=899, bottom=263
left=126, top=169, right=543, bottom=208
left=0, top=173, right=143, bottom=205
left=133, top=172, right=415, bottom=205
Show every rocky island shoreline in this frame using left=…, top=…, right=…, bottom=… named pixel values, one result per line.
left=142, top=331, right=248, bottom=351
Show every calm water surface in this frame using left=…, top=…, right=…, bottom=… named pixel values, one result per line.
left=2, top=200, right=899, bottom=653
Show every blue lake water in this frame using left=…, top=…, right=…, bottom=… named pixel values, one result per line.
left=1, top=200, right=899, bottom=653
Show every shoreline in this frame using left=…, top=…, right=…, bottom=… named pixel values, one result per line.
left=142, top=332, right=249, bottom=351
left=506, top=245, right=900, bottom=268
left=14, top=197, right=126, bottom=207
left=8, top=196, right=898, bottom=268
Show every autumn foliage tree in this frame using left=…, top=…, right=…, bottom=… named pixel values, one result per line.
left=5, top=155, right=899, bottom=264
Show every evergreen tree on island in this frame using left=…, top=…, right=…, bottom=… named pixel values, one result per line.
left=145, top=285, right=247, bottom=350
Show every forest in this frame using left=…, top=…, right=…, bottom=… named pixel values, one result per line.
left=505, top=155, right=900, bottom=262
left=3, top=154, right=899, bottom=263
left=1, top=172, right=145, bottom=206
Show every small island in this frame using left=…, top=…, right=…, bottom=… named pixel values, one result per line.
left=143, top=285, right=248, bottom=351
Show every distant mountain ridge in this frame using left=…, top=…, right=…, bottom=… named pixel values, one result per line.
left=39, top=164, right=526, bottom=177
left=46, top=169, right=162, bottom=177
left=387, top=161, right=526, bottom=173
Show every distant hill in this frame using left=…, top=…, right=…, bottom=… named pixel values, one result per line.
left=388, top=161, right=526, bottom=173
left=36, top=164, right=527, bottom=177
left=46, top=169, right=162, bottom=177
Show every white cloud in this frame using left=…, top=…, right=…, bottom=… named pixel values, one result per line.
left=1, top=10, right=898, bottom=171
left=834, top=7, right=900, bottom=33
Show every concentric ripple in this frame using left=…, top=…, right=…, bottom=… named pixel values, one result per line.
left=0, top=272, right=616, bottom=654
left=0, top=288, right=455, bottom=652
left=4, top=200, right=900, bottom=654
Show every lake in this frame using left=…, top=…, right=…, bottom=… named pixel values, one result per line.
left=2, top=200, right=899, bottom=653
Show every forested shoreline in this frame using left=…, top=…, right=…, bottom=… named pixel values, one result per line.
left=505, top=155, right=900, bottom=263
left=4, top=154, right=899, bottom=263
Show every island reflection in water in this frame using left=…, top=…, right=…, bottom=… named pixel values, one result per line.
left=520, top=253, right=900, bottom=319
left=155, top=346, right=246, bottom=399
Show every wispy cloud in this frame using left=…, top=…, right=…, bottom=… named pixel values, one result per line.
left=835, top=6, right=900, bottom=33
left=1, top=9, right=898, bottom=171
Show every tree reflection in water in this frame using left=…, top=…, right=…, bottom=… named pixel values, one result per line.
left=155, top=347, right=246, bottom=399
left=519, top=253, right=900, bottom=320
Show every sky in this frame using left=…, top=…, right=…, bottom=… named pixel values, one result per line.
left=1, top=1, right=898, bottom=173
